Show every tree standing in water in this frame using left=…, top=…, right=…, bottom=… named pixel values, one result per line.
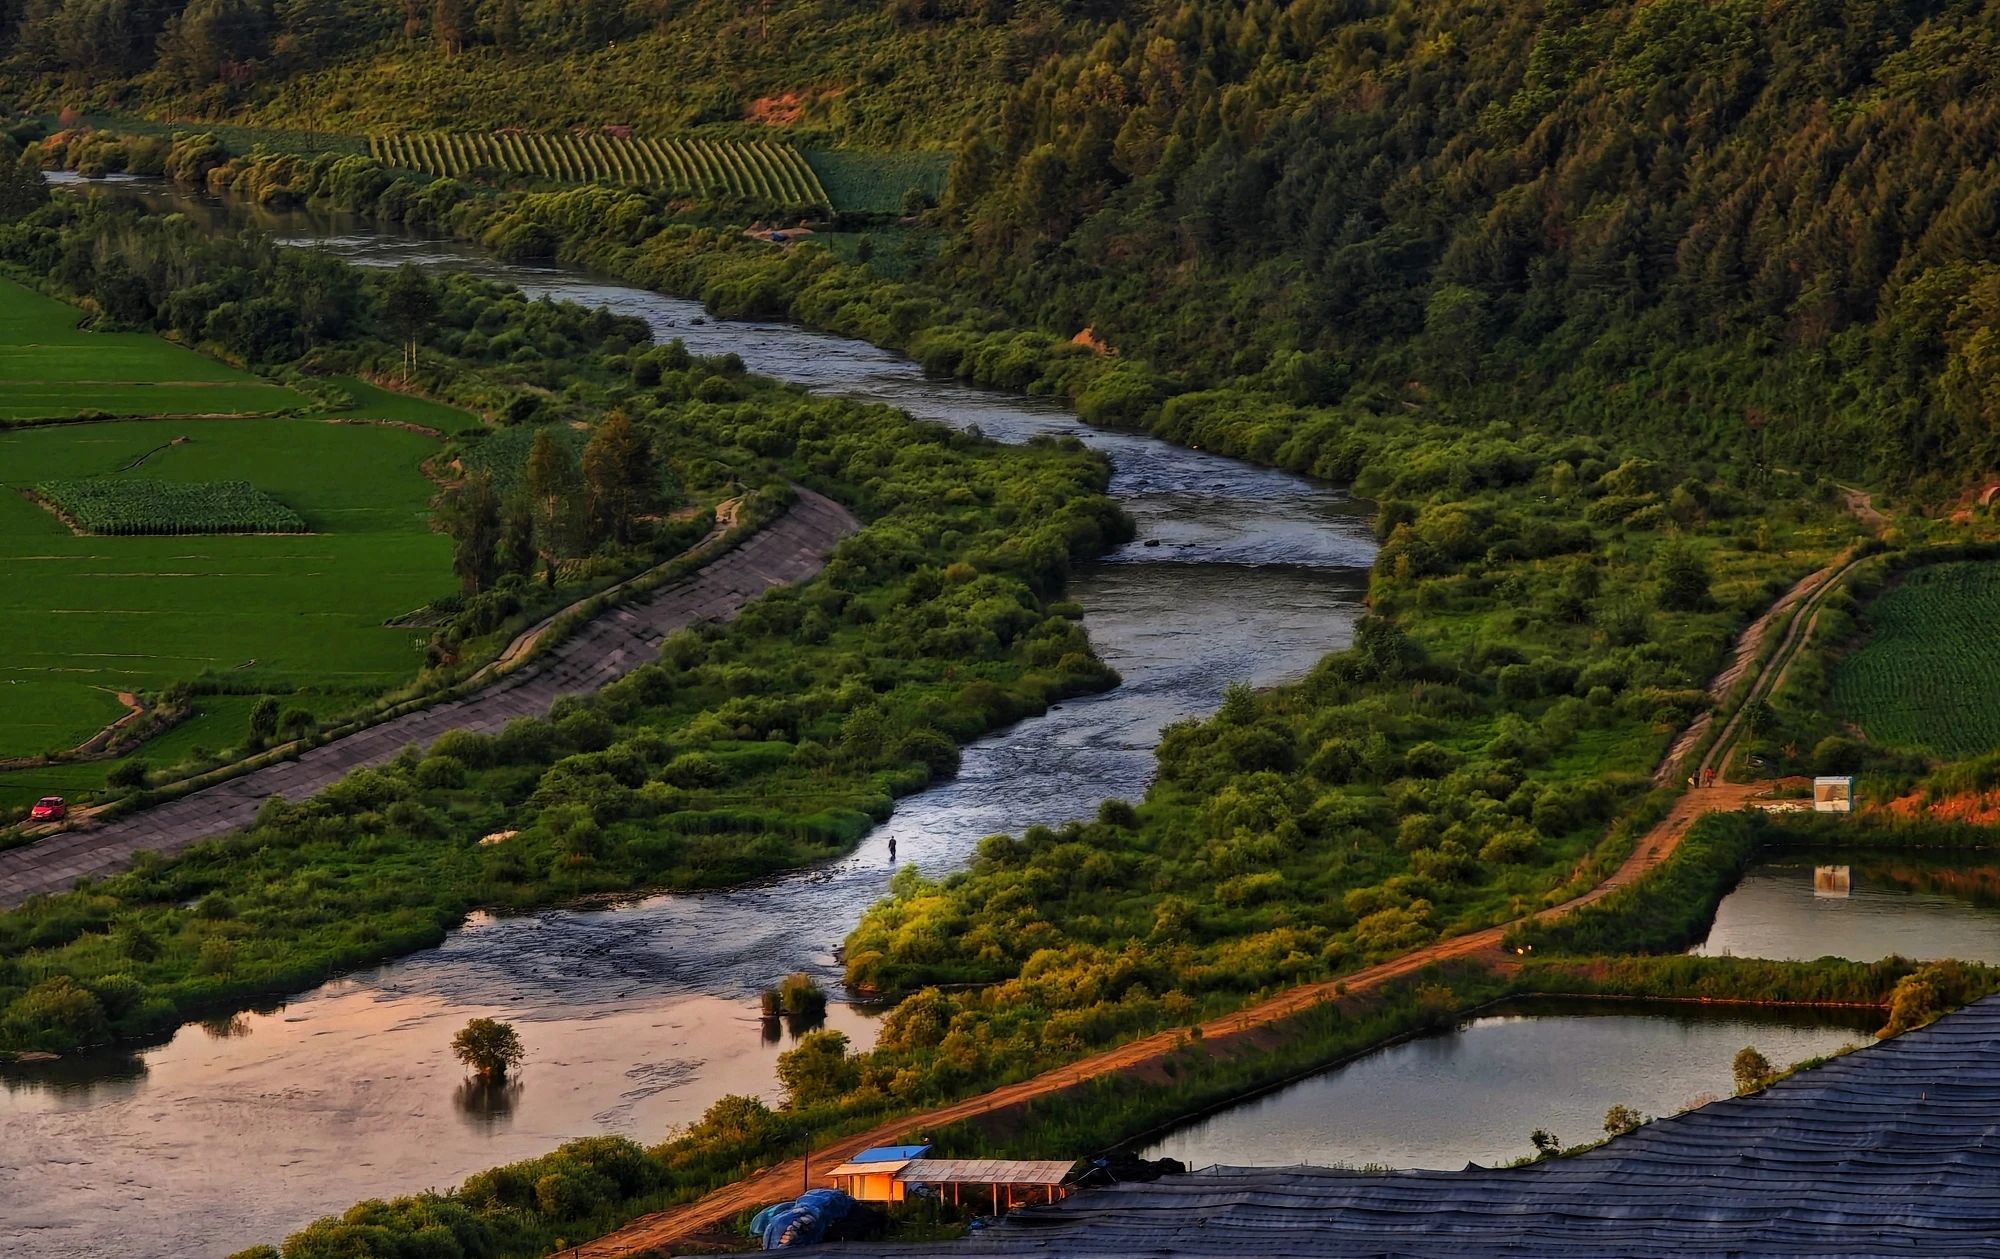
left=452, top=1017, right=525, bottom=1082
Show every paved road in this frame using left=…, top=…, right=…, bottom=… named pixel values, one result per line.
left=0, top=490, right=858, bottom=908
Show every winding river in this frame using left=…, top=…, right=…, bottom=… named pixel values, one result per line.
left=0, top=180, right=1372, bottom=1257
left=16, top=180, right=2000, bottom=1253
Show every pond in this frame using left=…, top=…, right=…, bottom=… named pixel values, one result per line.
left=1139, top=999, right=1878, bottom=1171
left=1693, top=849, right=2000, bottom=965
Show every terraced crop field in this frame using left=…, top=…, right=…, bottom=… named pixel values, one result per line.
left=1831, top=560, right=2000, bottom=759
left=0, top=279, right=309, bottom=422
left=368, top=132, right=831, bottom=210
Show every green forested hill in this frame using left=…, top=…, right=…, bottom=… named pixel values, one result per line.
left=9, top=0, right=2000, bottom=486
left=0, top=0, right=1075, bottom=146
left=937, top=0, right=2000, bottom=486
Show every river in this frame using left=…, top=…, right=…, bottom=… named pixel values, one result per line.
left=0, top=178, right=1372, bottom=1256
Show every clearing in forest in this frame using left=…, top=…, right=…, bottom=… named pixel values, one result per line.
left=1830, top=560, right=2000, bottom=759
left=0, top=278, right=310, bottom=421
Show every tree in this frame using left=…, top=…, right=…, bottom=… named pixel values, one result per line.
left=489, top=0, right=520, bottom=50
left=499, top=491, right=537, bottom=579
left=248, top=696, right=281, bottom=745
left=451, top=1017, right=524, bottom=1082
left=433, top=0, right=468, bottom=54
left=1655, top=541, right=1712, bottom=612
left=438, top=470, right=503, bottom=594
left=0, top=157, right=50, bottom=223
left=580, top=410, right=657, bottom=546
left=525, top=428, right=585, bottom=585
left=381, top=264, right=437, bottom=377
left=1732, top=1045, right=1773, bottom=1094
left=1602, top=1104, right=1644, bottom=1137
left=775, top=1028, right=856, bottom=1106
left=1528, top=1128, right=1561, bottom=1158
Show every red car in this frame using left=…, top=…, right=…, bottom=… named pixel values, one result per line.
left=29, top=796, right=66, bottom=823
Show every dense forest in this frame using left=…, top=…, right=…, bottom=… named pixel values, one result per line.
left=9, top=2, right=2000, bottom=486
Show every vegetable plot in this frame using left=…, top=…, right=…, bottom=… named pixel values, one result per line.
left=1831, top=560, right=2000, bottom=759
left=37, top=478, right=309, bottom=535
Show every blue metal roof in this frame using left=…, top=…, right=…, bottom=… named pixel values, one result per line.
left=851, top=1144, right=931, bottom=1164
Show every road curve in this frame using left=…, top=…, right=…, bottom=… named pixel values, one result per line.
left=0, top=489, right=859, bottom=909
left=574, top=549, right=1854, bottom=1259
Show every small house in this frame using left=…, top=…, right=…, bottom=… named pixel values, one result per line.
left=824, top=1145, right=932, bottom=1204
left=1813, top=776, right=1855, bottom=813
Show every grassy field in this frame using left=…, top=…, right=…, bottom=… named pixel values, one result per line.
left=1831, top=560, right=2000, bottom=759
left=329, top=376, right=485, bottom=433
left=0, top=418, right=451, bottom=794
left=0, top=279, right=310, bottom=421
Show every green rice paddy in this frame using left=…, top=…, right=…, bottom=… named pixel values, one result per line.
left=0, top=279, right=310, bottom=421
left=0, top=284, right=459, bottom=804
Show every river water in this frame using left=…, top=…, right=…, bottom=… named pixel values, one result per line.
left=1, top=179, right=1372, bottom=1256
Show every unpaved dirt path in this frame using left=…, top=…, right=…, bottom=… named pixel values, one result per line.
left=0, top=491, right=857, bottom=908
left=1655, top=550, right=1859, bottom=787
left=577, top=552, right=1854, bottom=1258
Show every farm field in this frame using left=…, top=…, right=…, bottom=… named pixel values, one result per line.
left=800, top=149, right=952, bottom=214
left=1830, top=560, right=2000, bottom=759
left=368, top=132, right=831, bottom=210
left=0, top=278, right=310, bottom=421
left=0, top=417, right=452, bottom=802
left=329, top=376, right=485, bottom=433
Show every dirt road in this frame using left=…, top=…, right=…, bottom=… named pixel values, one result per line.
left=575, top=550, right=1853, bottom=1258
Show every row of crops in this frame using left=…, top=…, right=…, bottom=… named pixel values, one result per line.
left=368, top=132, right=832, bottom=210
left=1830, top=559, right=2000, bottom=759
left=37, top=478, right=309, bottom=535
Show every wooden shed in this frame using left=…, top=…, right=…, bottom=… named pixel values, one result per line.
left=896, top=1159, right=1080, bottom=1214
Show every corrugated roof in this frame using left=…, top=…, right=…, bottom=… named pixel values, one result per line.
left=814, top=994, right=2000, bottom=1256
left=856, top=1144, right=933, bottom=1163
left=895, top=1159, right=1079, bottom=1186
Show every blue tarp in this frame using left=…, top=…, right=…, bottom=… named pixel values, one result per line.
left=761, top=1188, right=861, bottom=1249
left=853, top=1144, right=932, bottom=1163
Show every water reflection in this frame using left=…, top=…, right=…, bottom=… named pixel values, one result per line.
left=1140, top=1000, right=1877, bottom=1171
left=1694, top=850, right=2000, bottom=964
left=455, top=1076, right=523, bottom=1129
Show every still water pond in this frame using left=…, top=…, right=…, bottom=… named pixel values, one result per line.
left=1141, top=1000, right=1877, bottom=1171
left=1694, top=850, right=2000, bottom=964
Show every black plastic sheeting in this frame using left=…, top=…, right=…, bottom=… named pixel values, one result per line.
left=817, top=994, right=2000, bottom=1256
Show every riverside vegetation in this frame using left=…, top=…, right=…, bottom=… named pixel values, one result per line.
left=0, top=187, right=1128, bottom=1057
left=9, top=1, right=2000, bottom=1253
